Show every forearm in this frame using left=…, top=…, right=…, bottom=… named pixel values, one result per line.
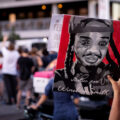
left=31, top=66, right=35, bottom=73
left=37, top=57, right=43, bottom=67
left=36, top=94, right=48, bottom=108
left=109, top=93, right=120, bottom=120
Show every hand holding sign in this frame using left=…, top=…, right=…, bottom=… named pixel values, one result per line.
left=107, top=75, right=120, bottom=96
left=107, top=75, right=120, bottom=120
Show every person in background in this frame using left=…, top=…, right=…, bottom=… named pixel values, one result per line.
left=41, top=48, right=57, bottom=69
left=29, top=47, right=43, bottom=73
left=30, top=78, right=80, bottom=120
left=0, top=51, right=4, bottom=102
left=1, top=36, right=20, bottom=105
left=16, top=47, right=34, bottom=109
left=45, top=58, right=57, bottom=71
left=107, top=75, right=120, bottom=120
left=17, top=46, right=24, bottom=56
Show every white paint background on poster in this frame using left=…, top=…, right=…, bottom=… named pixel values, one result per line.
left=47, top=14, right=64, bottom=52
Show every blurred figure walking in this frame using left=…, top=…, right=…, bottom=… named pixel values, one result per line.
left=16, top=47, right=34, bottom=108
left=0, top=51, right=4, bottom=102
left=41, top=48, right=57, bottom=69
left=30, top=47, right=43, bottom=73
left=1, top=36, right=20, bottom=105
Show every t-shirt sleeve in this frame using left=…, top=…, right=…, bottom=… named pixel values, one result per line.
left=16, top=52, right=20, bottom=59
left=17, top=57, right=21, bottom=70
left=45, top=79, right=54, bottom=96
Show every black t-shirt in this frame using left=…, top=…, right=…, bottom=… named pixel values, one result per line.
left=17, top=56, right=34, bottom=80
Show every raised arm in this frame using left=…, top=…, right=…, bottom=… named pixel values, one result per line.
left=107, top=75, right=120, bottom=120
left=2, top=35, right=8, bottom=47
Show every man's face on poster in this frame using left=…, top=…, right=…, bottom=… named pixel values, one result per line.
left=74, top=32, right=110, bottom=66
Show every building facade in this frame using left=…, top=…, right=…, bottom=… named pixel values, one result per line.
left=0, top=0, right=119, bottom=39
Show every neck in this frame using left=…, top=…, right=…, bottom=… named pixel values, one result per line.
left=22, top=53, right=28, bottom=57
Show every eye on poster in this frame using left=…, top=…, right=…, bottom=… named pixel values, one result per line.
left=52, top=14, right=120, bottom=97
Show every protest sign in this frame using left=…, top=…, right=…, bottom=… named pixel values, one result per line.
left=52, top=14, right=120, bottom=97
left=48, top=14, right=64, bottom=52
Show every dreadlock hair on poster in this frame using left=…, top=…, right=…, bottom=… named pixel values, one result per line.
left=106, top=33, right=120, bottom=66
left=109, top=33, right=120, bottom=65
left=106, top=33, right=120, bottom=80
left=64, top=33, right=75, bottom=79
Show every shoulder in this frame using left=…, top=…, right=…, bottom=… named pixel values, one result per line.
left=45, top=79, right=54, bottom=96
left=1, top=47, right=7, bottom=54
left=47, top=79, right=54, bottom=88
left=17, top=56, right=23, bottom=63
left=18, top=56, right=22, bottom=60
left=27, top=57, right=33, bottom=61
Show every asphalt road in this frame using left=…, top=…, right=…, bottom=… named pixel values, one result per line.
left=0, top=103, right=94, bottom=120
left=0, top=104, right=25, bottom=120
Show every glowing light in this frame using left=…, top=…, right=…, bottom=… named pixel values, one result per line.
left=43, top=37, right=48, bottom=42
left=41, top=5, right=46, bottom=10
left=9, top=13, right=16, bottom=23
left=58, top=4, right=63, bottom=9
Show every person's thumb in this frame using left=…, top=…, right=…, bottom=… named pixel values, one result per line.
left=107, top=75, right=115, bottom=85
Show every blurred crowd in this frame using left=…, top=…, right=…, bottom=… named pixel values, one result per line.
left=0, top=36, right=82, bottom=120
left=0, top=36, right=57, bottom=109
left=1, top=35, right=120, bottom=120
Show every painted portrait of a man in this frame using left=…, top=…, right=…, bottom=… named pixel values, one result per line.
left=53, top=15, right=120, bottom=97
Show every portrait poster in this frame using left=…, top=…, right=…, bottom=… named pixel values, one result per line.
left=52, top=14, right=120, bottom=97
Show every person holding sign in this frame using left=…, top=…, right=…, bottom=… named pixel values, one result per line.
left=107, top=75, right=120, bottom=120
